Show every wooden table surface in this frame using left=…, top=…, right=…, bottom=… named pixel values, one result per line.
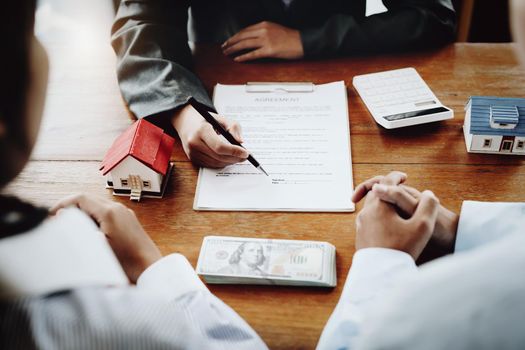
left=4, top=1, right=525, bottom=349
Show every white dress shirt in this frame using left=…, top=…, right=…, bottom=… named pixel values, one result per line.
left=0, top=210, right=268, bottom=349
left=317, top=201, right=525, bottom=350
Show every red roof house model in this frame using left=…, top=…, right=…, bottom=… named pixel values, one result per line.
left=100, top=119, right=175, bottom=175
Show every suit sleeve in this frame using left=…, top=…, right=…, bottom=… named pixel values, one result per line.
left=111, top=0, right=214, bottom=121
left=301, top=0, right=456, bottom=56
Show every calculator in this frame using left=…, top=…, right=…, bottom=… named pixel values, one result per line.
left=353, top=67, right=453, bottom=129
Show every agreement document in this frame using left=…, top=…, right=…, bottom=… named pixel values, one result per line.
left=194, top=81, right=354, bottom=212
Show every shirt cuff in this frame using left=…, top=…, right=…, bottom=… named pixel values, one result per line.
left=136, top=253, right=208, bottom=300
left=342, top=248, right=417, bottom=302
left=455, top=201, right=525, bottom=252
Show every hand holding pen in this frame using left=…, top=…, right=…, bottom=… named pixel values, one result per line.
left=189, top=98, right=269, bottom=176
left=172, top=101, right=249, bottom=168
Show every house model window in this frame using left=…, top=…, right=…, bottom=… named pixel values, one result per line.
left=120, top=178, right=128, bottom=187
left=143, top=181, right=150, bottom=188
left=517, top=141, right=525, bottom=150
left=483, top=139, right=492, bottom=148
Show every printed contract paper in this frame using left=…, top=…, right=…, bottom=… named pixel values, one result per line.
left=194, top=81, right=354, bottom=212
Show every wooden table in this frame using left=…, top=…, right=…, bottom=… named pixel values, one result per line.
left=5, top=1, right=525, bottom=348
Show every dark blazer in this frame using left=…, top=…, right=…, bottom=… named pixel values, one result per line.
left=111, top=0, right=456, bottom=120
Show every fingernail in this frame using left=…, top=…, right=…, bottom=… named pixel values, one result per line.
left=221, top=42, right=227, bottom=47
left=372, top=184, right=388, bottom=194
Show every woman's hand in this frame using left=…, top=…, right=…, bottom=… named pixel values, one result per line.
left=50, top=194, right=162, bottom=283
left=172, top=104, right=249, bottom=168
left=222, top=21, right=304, bottom=62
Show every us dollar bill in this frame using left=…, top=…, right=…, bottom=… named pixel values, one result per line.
left=196, top=236, right=336, bottom=287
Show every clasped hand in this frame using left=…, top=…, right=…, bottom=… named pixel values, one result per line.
left=352, top=172, right=459, bottom=260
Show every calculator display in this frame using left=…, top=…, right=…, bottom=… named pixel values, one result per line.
left=383, top=107, right=450, bottom=121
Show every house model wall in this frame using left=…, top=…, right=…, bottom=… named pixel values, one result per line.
left=109, top=156, right=163, bottom=193
left=463, top=96, right=525, bottom=155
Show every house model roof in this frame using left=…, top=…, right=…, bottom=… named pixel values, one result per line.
left=100, top=119, right=175, bottom=176
left=467, top=96, right=525, bottom=136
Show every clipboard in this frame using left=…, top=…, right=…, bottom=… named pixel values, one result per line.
left=194, top=81, right=355, bottom=212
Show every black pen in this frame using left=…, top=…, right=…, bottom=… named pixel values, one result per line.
left=188, top=97, right=269, bottom=176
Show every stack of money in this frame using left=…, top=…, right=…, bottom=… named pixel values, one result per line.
left=196, top=236, right=336, bottom=287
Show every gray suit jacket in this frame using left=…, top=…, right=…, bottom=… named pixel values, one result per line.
left=111, top=0, right=456, bottom=121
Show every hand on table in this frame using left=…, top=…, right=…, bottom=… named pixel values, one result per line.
left=222, top=21, right=304, bottom=62
left=353, top=172, right=440, bottom=260
left=172, top=104, right=249, bottom=168
left=352, top=172, right=459, bottom=256
left=50, top=194, right=162, bottom=283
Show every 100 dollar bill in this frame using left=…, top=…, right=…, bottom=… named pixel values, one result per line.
left=196, top=236, right=336, bottom=287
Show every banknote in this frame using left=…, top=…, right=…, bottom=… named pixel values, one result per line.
left=196, top=236, right=336, bottom=287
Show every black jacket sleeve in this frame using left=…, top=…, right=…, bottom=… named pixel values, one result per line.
left=111, top=0, right=213, bottom=119
left=300, top=0, right=456, bottom=56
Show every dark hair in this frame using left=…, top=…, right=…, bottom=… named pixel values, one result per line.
left=0, top=1, right=48, bottom=235
left=0, top=196, right=48, bottom=238
left=0, top=0, right=36, bottom=188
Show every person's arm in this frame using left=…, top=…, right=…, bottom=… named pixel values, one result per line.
left=301, top=0, right=456, bottom=57
left=111, top=0, right=211, bottom=118
left=361, top=183, right=525, bottom=254
left=317, top=248, right=418, bottom=350
left=136, top=252, right=207, bottom=300
left=133, top=253, right=268, bottom=349
left=16, top=259, right=267, bottom=349
left=454, top=201, right=525, bottom=252
left=111, top=0, right=248, bottom=168
left=45, top=194, right=267, bottom=348
left=318, top=172, right=439, bottom=349
left=320, top=173, right=524, bottom=349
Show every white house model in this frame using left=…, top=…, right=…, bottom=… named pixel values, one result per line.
left=463, top=96, right=525, bottom=155
left=100, top=119, right=175, bottom=201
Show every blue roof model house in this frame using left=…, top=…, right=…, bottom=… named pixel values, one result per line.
left=464, top=96, right=525, bottom=155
